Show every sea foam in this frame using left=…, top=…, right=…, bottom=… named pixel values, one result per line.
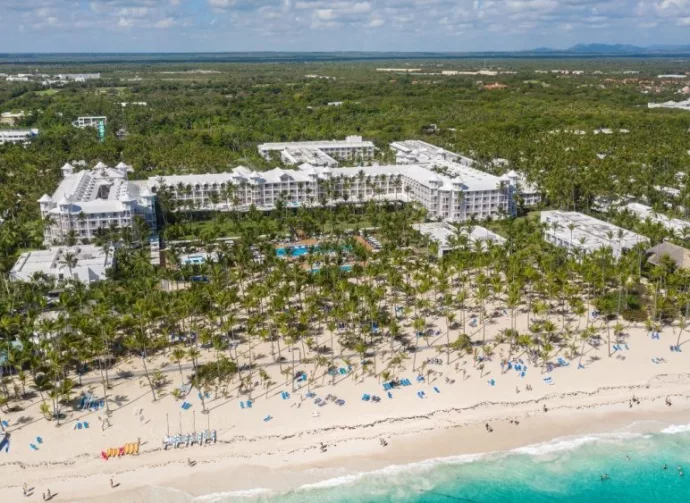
left=192, top=488, right=273, bottom=502
left=660, top=423, right=690, bottom=435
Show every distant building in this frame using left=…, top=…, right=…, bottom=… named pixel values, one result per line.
left=483, top=82, right=508, bottom=90
left=625, top=202, right=690, bottom=235
left=120, top=102, right=147, bottom=107
left=648, top=99, right=690, bottom=111
left=327, top=101, right=343, bottom=107
left=0, top=128, right=39, bottom=145
left=57, top=73, right=101, bottom=82
left=413, top=221, right=505, bottom=258
left=258, top=135, right=375, bottom=165
left=541, top=211, right=648, bottom=258
left=376, top=68, right=422, bottom=73
left=72, top=116, right=107, bottom=128
left=0, top=111, right=25, bottom=126
left=38, top=162, right=156, bottom=245
left=10, top=245, right=115, bottom=284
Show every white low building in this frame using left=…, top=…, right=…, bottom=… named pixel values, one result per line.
left=38, top=162, right=156, bottom=245
left=0, top=128, right=39, bottom=145
left=541, top=211, right=648, bottom=258
left=413, top=221, right=506, bottom=257
left=72, top=116, right=107, bottom=128
left=625, top=202, right=690, bottom=235
left=10, top=245, right=114, bottom=284
left=258, top=135, right=375, bottom=165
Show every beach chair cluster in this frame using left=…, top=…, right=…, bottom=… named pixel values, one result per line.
left=324, top=394, right=345, bottom=406
left=239, top=400, right=253, bottom=409
left=504, top=360, right=528, bottom=378
left=197, top=392, right=211, bottom=400
left=29, top=437, right=43, bottom=451
left=487, top=379, right=496, bottom=387
left=180, top=401, right=193, bottom=410
left=652, top=357, right=667, bottom=364
left=613, top=343, right=630, bottom=352
left=102, top=441, right=140, bottom=460
left=417, top=390, right=427, bottom=399
left=294, top=372, right=308, bottom=383
left=328, top=366, right=352, bottom=376
left=670, top=345, right=682, bottom=352
left=364, top=236, right=381, bottom=250
left=361, top=394, right=382, bottom=402
left=73, top=421, right=89, bottom=430
left=469, top=319, right=478, bottom=328
left=162, top=429, right=216, bottom=450
left=557, top=357, right=570, bottom=367
left=426, top=357, right=443, bottom=365
left=280, top=391, right=291, bottom=400
left=78, top=393, right=105, bottom=412
left=0, top=432, right=9, bottom=453
left=650, top=331, right=661, bottom=340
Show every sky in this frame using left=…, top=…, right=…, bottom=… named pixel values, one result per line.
left=1, top=0, right=690, bottom=53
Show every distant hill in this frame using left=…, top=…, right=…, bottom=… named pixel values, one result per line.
left=567, top=44, right=644, bottom=54
left=529, top=43, right=690, bottom=55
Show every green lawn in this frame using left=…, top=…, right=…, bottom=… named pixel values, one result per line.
left=35, top=89, right=60, bottom=96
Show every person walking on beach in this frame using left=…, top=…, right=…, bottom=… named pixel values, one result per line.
left=22, top=483, right=28, bottom=496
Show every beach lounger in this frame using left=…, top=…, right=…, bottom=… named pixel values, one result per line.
left=1, top=420, right=8, bottom=428
left=240, top=401, right=245, bottom=409
left=306, top=392, right=316, bottom=398
left=361, top=394, right=371, bottom=401
left=434, top=387, right=440, bottom=393
left=336, top=399, right=345, bottom=406
left=246, top=401, right=252, bottom=408
left=416, top=375, right=425, bottom=382
left=30, top=444, right=38, bottom=451
left=578, top=363, right=585, bottom=369
left=263, top=415, right=273, bottom=422
left=387, top=391, right=393, bottom=399
left=488, top=379, right=496, bottom=386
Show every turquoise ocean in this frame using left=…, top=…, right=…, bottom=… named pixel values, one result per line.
left=192, top=422, right=690, bottom=503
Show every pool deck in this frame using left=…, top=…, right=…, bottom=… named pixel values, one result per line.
left=274, top=238, right=318, bottom=249
left=355, top=235, right=375, bottom=252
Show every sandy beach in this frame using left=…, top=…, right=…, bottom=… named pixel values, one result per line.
left=2, top=308, right=690, bottom=502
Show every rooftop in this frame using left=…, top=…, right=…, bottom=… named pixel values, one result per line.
left=413, top=221, right=506, bottom=251
left=10, top=245, right=114, bottom=283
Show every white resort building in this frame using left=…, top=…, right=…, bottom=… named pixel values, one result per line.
left=10, top=245, right=114, bottom=284
left=0, top=128, right=39, bottom=145
left=148, top=139, right=538, bottom=223
left=38, top=162, right=156, bottom=245
left=541, top=211, right=648, bottom=258
left=258, top=135, right=375, bottom=166
left=624, top=202, right=690, bottom=235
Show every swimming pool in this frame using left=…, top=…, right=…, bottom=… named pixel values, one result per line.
left=276, top=244, right=352, bottom=258
left=180, top=254, right=207, bottom=265
left=276, top=245, right=316, bottom=258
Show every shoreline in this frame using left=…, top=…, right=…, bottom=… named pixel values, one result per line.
left=3, top=376, right=690, bottom=502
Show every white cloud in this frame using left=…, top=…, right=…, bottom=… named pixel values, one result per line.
left=155, top=16, right=177, bottom=27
